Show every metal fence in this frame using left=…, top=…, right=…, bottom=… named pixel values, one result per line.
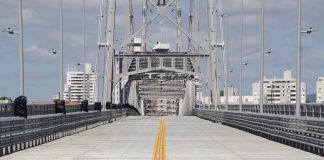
left=196, top=103, right=324, bottom=119
left=193, top=109, right=324, bottom=156
left=0, top=103, right=14, bottom=117
left=0, top=109, right=126, bottom=157
left=0, top=103, right=100, bottom=117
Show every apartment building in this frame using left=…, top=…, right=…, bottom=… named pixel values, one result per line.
left=63, top=63, right=97, bottom=104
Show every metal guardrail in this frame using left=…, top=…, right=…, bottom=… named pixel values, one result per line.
left=196, top=103, right=324, bottom=118
left=0, top=103, right=99, bottom=117
left=0, top=103, right=14, bottom=117
left=0, top=109, right=126, bottom=157
left=193, top=109, right=324, bottom=156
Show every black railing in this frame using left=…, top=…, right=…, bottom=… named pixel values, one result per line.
left=196, top=103, right=324, bottom=118
left=0, top=103, right=14, bottom=117
left=0, top=109, right=126, bottom=157
left=0, top=103, right=101, bottom=117
left=193, top=109, right=324, bottom=156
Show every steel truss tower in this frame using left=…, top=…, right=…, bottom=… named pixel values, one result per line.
left=102, top=0, right=219, bottom=115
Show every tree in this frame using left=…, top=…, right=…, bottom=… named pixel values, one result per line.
left=0, top=96, right=12, bottom=101
left=220, top=91, right=224, bottom=97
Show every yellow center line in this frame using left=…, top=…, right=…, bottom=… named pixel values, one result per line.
left=161, top=118, right=166, bottom=160
left=153, top=117, right=166, bottom=160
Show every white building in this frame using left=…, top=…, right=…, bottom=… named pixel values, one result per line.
left=252, top=69, right=306, bottom=104
left=63, top=63, right=97, bottom=104
left=0, top=99, right=12, bottom=103
left=132, top=37, right=142, bottom=52
left=316, top=77, right=324, bottom=103
left=220, top=96, right=259, bottom=104
left=220, top=86, right=259, bottom=104
left=227, top=85, right=237, bottom=96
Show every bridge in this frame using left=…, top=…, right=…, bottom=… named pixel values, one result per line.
left=1, top=0, right=324, bottom=159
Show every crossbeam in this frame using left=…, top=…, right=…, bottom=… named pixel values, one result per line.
left=115, top=53, right=209, bottom=58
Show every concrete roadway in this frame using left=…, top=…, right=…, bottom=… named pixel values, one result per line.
left=2, top=116, right=323, bottom=160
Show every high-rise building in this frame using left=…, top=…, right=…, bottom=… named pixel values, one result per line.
left=227, top=85, right=237, bottom=96
left=316, top=77, right=324, bottom=103
left=63, top=63, right=97, bottom=104
left=252, top=69, right=306, bottom=104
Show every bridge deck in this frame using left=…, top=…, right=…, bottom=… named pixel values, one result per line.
left=2, top=116, right=322, bottom=160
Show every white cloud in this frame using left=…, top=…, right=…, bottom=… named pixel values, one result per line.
left=66, top=33, right=83, bottom=47
left=25, top=44, right=57, bottom=61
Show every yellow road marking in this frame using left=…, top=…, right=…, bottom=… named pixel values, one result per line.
left=153, top=117, right=166, bottom=160
left=161, top=118, right=166, bottom=160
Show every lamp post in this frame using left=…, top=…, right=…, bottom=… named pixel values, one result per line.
left=224, top=68, right=233, bottom=110
left=296, top=0, right=302, bottom=117
left=260, top=0, right=265, bottom=113
left=82, top=0, right=86, bottom=101
left=240, top=57, right=248, bottom=109
left=239, top=0, right=244, bottom=112
left=1, top=28, right=19, bottom=35
left=296, top=0, right=318, bottom=117
left=49, top=49, right=61, bottom=98
left=261, top=48, right=272, bottom=107
left=59, top=0, right=64, bottom=100
left=19, top=0, right=24, bottom=96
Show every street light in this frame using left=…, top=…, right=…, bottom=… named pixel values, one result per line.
left=242, top=57, right=248, bottom=66
left=2, top=28, right=19, bottom=35
left=239, top=0, right=244, bottom=112
left=82, top=0, right=86, bottom=101
left=301, top=27, right=319, bottom=34
left=240, top=57, right=248, bottom=110
left=18, top=0, right=24, bottom=96
left=49, top=48, right=65, bottom=99
left=264, top=49, right=272, bottom=54
left=296, top=0, right=318, bottom=117
left=77, top=62, right=87, bottom=101
left=59, top=0, right=64, bottom=101
left=260, top=47, right=272, bottom=111
left=260, top=0, right=265, bottom=114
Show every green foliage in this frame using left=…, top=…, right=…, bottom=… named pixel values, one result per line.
left=0, top=96, right=12, bottom=101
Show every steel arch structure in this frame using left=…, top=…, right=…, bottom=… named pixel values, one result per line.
left=101, top=0, right=220, bottom=116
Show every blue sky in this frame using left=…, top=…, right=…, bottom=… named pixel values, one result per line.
left=0, top=0, right=324, bottom=102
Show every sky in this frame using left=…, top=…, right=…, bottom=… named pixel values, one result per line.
left=0, top=0, right=324, bottom=102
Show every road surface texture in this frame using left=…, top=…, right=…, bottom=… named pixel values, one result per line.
left=2, top=116, right=322, bottom=160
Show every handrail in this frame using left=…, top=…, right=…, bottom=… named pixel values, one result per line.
left=195, top=103, right=324, bottom=119
left=0, top=109, right=126, bottom=157
left=193, top=109, right=324, bottom=156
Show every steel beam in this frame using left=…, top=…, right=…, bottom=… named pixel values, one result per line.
left=103, top=0, right=116, bottom=107
left=115, top=53, right=209, bottom=58
left=207, top=0, right=218, bottom=108
left=141, top=0, right=147, bottom=52
left=176, top=0, right=182, bottom=52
